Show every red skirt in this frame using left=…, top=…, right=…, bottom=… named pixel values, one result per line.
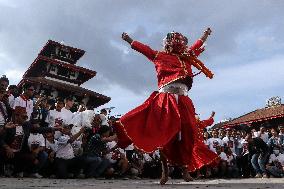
left=187, top=137, right=220, bottom=172
left=114, top=91, right=197, bottom=165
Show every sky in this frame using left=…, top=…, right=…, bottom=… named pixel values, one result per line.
left=0, top=0, right=283, bottom=122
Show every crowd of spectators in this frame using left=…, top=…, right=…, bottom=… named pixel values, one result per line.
left=1, top=74, right=284, bottom=180
left=202, top=125, right=284, bottom=178
left=0, top=75, right=162, bottom=179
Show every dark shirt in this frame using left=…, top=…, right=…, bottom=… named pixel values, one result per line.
left=85, top=134, right=107, bottom=157
left=31, top=107, right=49, bottom=127
left=248, top=137, right=269, bottom=155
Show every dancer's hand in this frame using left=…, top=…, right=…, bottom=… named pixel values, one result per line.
left=211, top=111, right=215, bottom=118
left=204, top=28, right=212, bottom=35
left=122, top=32, right=133, bottom=44
left=200, top=27, right=212, bottom=42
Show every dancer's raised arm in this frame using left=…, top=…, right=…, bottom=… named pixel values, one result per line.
left=198, top=111, right=215, bottom=129
left=121, top=32, right=158, bottom=61
left=189, top=27, right=212, bottom=56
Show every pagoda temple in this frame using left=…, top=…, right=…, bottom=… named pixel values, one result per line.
left=18, top=40, right=111, bottom=109
left=212, top=97, right=284, bottom=130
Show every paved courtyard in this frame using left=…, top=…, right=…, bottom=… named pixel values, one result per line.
left=1, top=178, right=284, bottom=189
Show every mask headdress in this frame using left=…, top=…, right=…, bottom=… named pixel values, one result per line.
left=163, top=31, right=214, bottom=79
left=163, top=31, right=188, bottom=54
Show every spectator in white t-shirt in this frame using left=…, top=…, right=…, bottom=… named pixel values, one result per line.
left=266, top=147, right=284, bottom=177
left=61, top=96, right=75, bottom=125
left=207, top=130, right=223, bottom=153
left=278, top=125, right=284, bottom=136
left=237, top=132, right=246, bottom=156
left=54, top=124, right=85, bottom=179
left=46, top=98, right=65, bottom=139
left=28, top=133, right=45, bottom=149
left=218, top=129, right=226, bottom=140
left=222, top=128, right=236, bottom=153
left=47, top=98, right=65, bottom=127
left=7, top=85, right=18, bottom=109
left=99, top=109, right=109, bottom=126
left=13, top=83, right=35, bottom=120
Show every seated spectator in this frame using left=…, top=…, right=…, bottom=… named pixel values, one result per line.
left=127, top=150, right=144, bottom=178
left=0, top=106, right=57, bottom=177
left=27, top=124, right=48, bottom=178
left=83, top=125, right=112, bottom=178
left=106, top=146, right=129, bottom=178
left=246, top=133, right=269, bottom=178
left=42, top=131, right=57, bottom=177
left=266, top=146, right=284, bottom=178
left=224, top=147, right=239, bottom=178
left=142, top=151, right=161, bottom=179
left=54, top=124, right=85, bottom=179
left=212, top=145, right=227, bottom=178
left=207, top=130, right=223, bottom=153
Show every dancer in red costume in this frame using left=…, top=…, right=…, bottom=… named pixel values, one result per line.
left=187, top=111, right=220, bottom=178
left=116, top=28, right=213, bottom=184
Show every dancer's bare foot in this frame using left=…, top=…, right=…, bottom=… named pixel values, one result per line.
left=196, top=170, right=204, bottom=179
left=160, top=162, right=169, bottom=185
left=159, top=150, right=169, bottom=185
left=182, top=167, right=193, bottom=182
left=205, top=169, right=212, bottom=178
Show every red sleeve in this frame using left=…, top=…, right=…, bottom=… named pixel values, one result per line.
left=199, top=117, right=214, bottom=129
left=188, top=39, right=204, bottom=57
left=131, top=41, right=158, bottom=61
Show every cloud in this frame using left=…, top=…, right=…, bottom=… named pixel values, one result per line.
left=190, top=55, right=284, bottom=121
left=0, top=0, right=18, bottom=8
left=0, top=0, right=283, bottom=122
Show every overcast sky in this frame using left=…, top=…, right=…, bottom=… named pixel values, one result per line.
left=0, top=0, right=283, bottom=122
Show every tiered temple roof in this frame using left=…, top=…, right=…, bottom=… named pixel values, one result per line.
left=18, top=40, right=110, bottom=108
